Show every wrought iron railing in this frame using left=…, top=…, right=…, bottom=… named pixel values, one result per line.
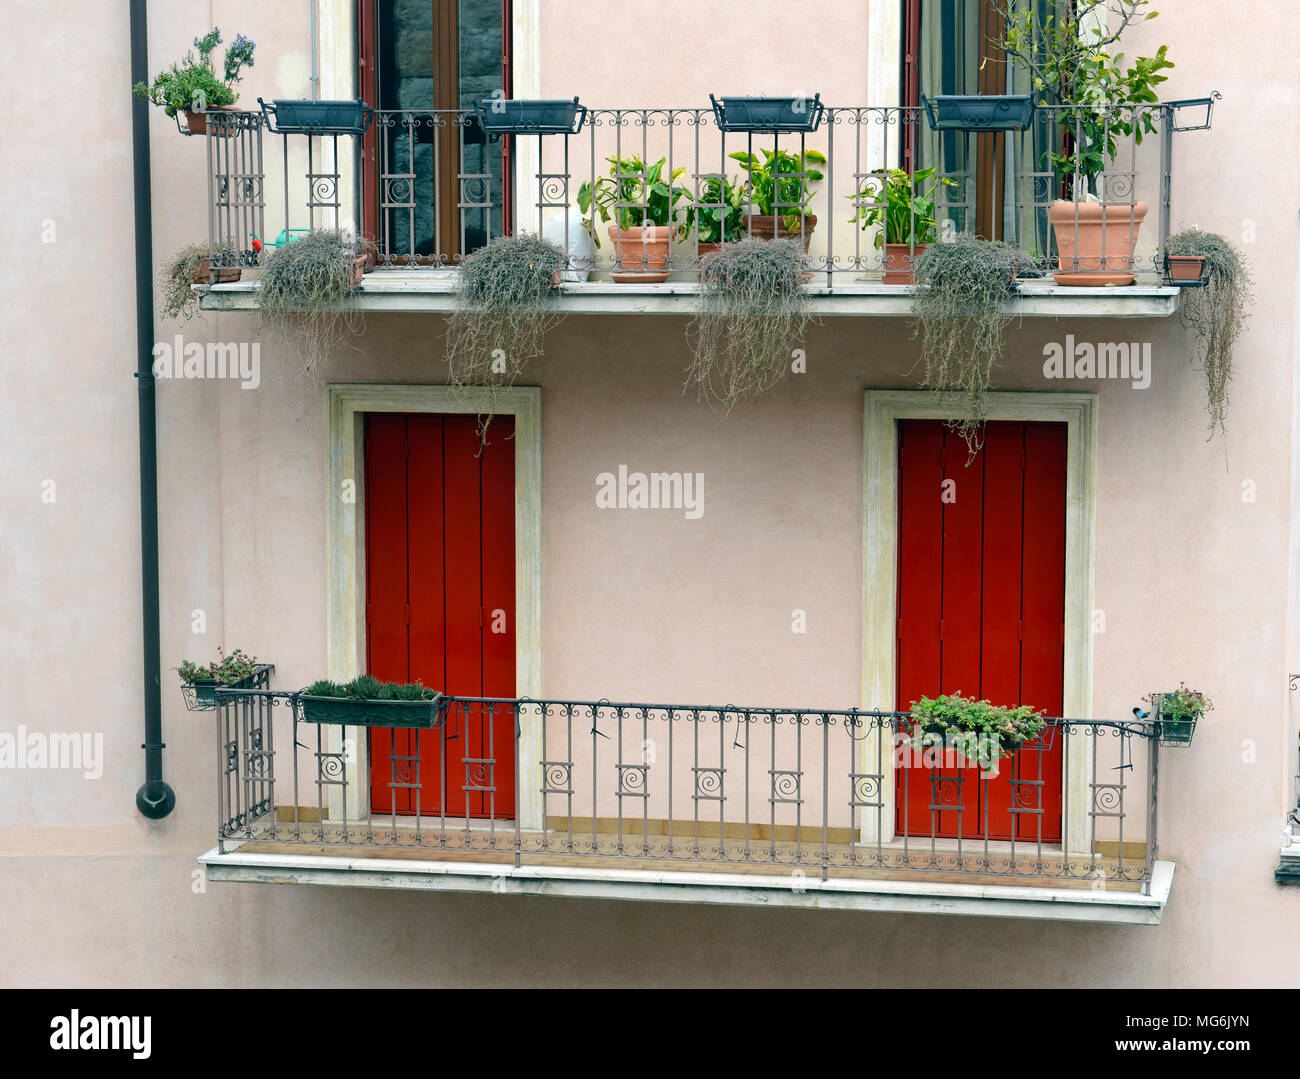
left=212, top=685, right=1162, bottom=892
left=199, top=97, right=1217, bottom=287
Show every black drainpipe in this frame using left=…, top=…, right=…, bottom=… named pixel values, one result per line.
left=131, top=0, right=174, bottom=819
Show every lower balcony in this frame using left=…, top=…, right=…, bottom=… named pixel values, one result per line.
left=199, top=688, right=1173, bottom=923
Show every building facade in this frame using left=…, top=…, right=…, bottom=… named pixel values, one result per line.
left=3, top=0, right=1298, bottom=986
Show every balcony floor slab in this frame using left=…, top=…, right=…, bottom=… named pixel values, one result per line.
left=199, top=841, right=1173, bottom=924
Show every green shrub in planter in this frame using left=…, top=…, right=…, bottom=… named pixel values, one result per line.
left=907, top=691, right=1046, bottom=770
left=300, top=675, right=444, bottom=728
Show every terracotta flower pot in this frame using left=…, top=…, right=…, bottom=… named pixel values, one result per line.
left=1166, top=254, right=1206, bottom=284
left=608, top=225, right=672, bottom=283
left=744, top=214, right=817, bottom=251
left=351, top=253, right=368, bottom=286
left=883, top=242, right=929, bottom=285
left=1049, top=200, right=1148, bottom=286
left=183, top=106, right=235, bottom=136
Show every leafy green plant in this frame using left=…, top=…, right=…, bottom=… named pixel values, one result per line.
left=911, top=237, right=1020, bottom=454
left=133, top=28, right=255, bottom=117
left=1165, top=229, right=1253, bottom=440
left=685, top=174, right=749, bottom=245
left=1145, top=682, right=1212, bottom=742
left=303, top=676, right=440, bottom=701
left=685, top=238, right=810, bottom=414
left=992, top=0, right=1173, bottom=197
left=178, top=648, right=257, bottom=685
left=908, top=691, right=1047, bottom=769
left=258, top=229, right=365, bottom=373
left=728, top=148, right=826, bottom=230
left=848, top=167, right=956, bottom=247
left=445, top=233, right=565, bottom=434
left=578, top=155, right=690, bottom=246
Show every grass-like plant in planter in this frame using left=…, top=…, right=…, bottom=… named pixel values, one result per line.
left=908, top=691, right=1047, bottom=770
left=258, top=229, right=365, bottom=374
left=685, top=238, right=810, bottom=414
left=177, top=647, right=260, bottom=710
left=300, top=675, right=443, bottom=728
left=160, top=242, right=240, bottom=321
left=911, top=236, right=1021, bottom=455
left=1164, top=229, right=1253, bottom=440
left=1144, top=683, right=1212, bottom=747
left=445, top=234, right=566, bottom=422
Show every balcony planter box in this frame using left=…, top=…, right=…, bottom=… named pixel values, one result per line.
left=1155, top=696, right=1199, bottom=746
left=1049, top=200, right=1148, bottom=286
left=710, top=94, right=824, bottom=133
left=883, top=242, right=929, bottom=285
left=299, top=693, right=445, bottom=729
left=1163, top=253, right=1208, bottom=287
left=922, top=94, right=1034, bottom=132
left=258, top=97, right=373, bottom=135
left=475, top=97, right=586, bottom=135
left=191, top=257, right=241, bottom=284
left=351, top=253, right=368, bottom=286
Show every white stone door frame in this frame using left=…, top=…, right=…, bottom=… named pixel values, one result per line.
left=325, top=384, right=543, bottom=830
left=861, top=390, right=1098, bottom=853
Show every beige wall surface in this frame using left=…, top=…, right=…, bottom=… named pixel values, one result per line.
left=2, top=0, right=1299, bottom=988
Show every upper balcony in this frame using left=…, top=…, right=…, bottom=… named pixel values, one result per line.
left=192, top=95, right=1219, bottom=319
left=199, top=679, right=1173, bottom=924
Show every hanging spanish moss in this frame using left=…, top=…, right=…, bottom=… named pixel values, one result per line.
left=1165, top=229, right=1253, bottom=441
left=911, top=236, right=1020, bottom=458
left=259, top=229, right=365, bottom=375
left=445, top=234, right=565, bottom=438
left=685, top=238, right=810, bottom=414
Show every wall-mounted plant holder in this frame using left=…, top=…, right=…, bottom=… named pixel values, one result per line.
left=258, top=97, right=374, bottom=135
left=475, top=97, right=587, bottom=136
left=1153, top=692, right=1200, bottom=746
left=922, top=94, right=1035, bottom=132
left=1163, top=253, right=1209, bottom=287
left=710, top=94, right=825, bottom=133
left=181, top=665, right=273, bottom=711
left=176, top=106, right=238, bottom=137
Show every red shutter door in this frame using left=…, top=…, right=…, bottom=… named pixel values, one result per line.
left=365, top=413, right=517, bottom=819
left=895, top=420, right=1065, bottom=841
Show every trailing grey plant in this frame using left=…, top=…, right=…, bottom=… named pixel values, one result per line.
left=911, top=236, right=1020, bottom=455
left=159, top=243, right=211, bottom=322
left=1164, top=229, right=1252, bottom=440
left=445, top=234, right=566, bottom=439
left=685, top=238, right=810, bottom=414
left=258, top=229, right=365, bottom=373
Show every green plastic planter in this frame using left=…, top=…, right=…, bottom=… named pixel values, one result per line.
left=922, top=94, right=1035, bottom=132
left=474, top=97, right=587, bottom=135
left=258, top=97, right=374, bottom=135
left=181, top=666, right=269, bottom=711
left=299, top=693, right=444, bottom=729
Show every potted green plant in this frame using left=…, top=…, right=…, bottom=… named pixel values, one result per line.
left=993, top=0, right=1173, bottom=285
left=728, top=148, right=825, bottom=247
left=300, top=676, right=444, bottom=728
left=684, top=174, right=749, bottom=261
left=1163, top=230, right=1253, bottom=439
left=133, top=28, right=255, bottom=136
left=178, top=648, right=263, bottom=710
left=259, top=229, right=367, bottom=372
left=685, top=237, right=810, bottom=414
left=578, top=155, right=689, bottom=282
left=908, top=692, right=1048, bottom=770
left=849, top=166, right=957, bottom=285
left=445, top=233, right=565, bottom=432
left=1146, top=683, right=1212, bottom=746
left=911, top=236, right=1021, bottom=452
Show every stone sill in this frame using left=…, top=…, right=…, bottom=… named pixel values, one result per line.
left=197, top=272, right=1181, bottom=319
